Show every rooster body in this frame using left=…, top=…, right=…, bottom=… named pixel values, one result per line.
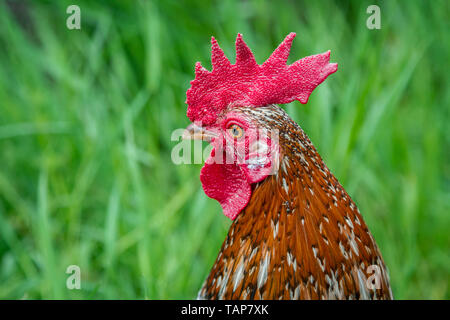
left=195, top=105, right=392, bottom=300
left=184, top=33, right=393, bottom=300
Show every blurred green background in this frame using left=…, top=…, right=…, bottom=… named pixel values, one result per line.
left=0, top=0, right=448, bottom=299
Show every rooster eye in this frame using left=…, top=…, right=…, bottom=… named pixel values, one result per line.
left=227, top=124, right=244, bottom=139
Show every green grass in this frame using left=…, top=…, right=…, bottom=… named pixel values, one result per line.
left=0, top=0, right=448, bottom=299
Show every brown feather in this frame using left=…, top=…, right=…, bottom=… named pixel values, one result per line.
left=197, top=105, right=393, bottom=300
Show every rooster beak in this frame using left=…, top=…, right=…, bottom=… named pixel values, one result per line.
left=182, top=123, right=217, bottom=142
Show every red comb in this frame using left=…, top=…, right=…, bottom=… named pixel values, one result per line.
left=186, top=33, right=338, bottom=125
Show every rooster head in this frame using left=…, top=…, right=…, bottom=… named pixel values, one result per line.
left=183, top=33, right=337, bottom=220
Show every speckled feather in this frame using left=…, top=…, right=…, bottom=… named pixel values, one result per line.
left=197, top=105, right=393, bottom=300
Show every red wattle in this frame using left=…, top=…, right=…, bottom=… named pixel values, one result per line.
left=200, top=151, right=251, bottom=220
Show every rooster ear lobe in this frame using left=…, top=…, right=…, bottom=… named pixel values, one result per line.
left=241, top=136, right=280, bottom=184
left=241, top=153, right=276, bottom=184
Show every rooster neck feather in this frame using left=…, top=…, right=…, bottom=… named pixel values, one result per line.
left=197, top=105, right=393, bottom=300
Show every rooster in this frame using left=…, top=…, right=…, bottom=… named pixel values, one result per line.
left=183, top=33, right=393, bottom=300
